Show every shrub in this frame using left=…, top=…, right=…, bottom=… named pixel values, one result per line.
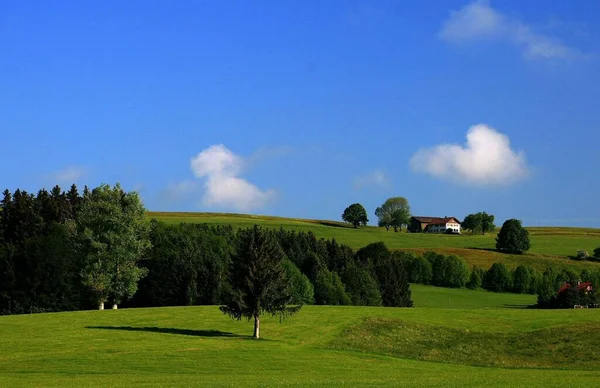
left=576, top=250, right=590, bottom=261
left=594, top=247, right=600, bottom=258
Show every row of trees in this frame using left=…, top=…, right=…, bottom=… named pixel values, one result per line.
left=400, top=250, right=600, bottom=306
left=0, top=184, right=414, bottom=318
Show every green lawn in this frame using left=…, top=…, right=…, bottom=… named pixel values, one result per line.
left=148, top=212, right=600, bottom=272
left=1, top=285, right=599, bottom=387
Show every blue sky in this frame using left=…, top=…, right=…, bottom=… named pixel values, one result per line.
left=2, top=0, right=600, bottom=227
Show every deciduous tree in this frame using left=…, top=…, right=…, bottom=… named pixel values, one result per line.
left=342, top=203, right=368, bottom=228
left=75, top=183, right=151, bottom=310
left=496, top=219, right=530, bottom=254
left=374, top=197, right=411, bottom=232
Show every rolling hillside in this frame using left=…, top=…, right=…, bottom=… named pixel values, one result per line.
left=3, top=285, right=599, bottom=387
left=148, top=212, right=600, bottom=272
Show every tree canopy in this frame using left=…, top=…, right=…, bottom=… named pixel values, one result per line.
left=462, top=212, right=495, bottom=234
left=496, top=219, right=531, bottom=254
left=375, top=197, right=411, bottom=232
left=342, top=203, right=369, bottom=228
left=75, top=183, right=151, bottom=309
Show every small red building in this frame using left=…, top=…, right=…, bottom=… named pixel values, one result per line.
left=557, top=281, right=593, bottom=295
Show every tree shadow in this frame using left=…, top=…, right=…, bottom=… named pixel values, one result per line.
left=317, top=221, right=353, bottom=229
left=86, top=326, right=249, bottom=338
left=502, top=304, right=534, bottom=309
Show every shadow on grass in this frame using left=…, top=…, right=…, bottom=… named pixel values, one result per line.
left=86, top=326, right=250, bottom=338
left=317, top=221, right=353, bottom=229
left=503, top=304, right=534, bottom=309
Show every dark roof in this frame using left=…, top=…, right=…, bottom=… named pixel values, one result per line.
left=557, top=282, right=592, bottom=294
left=411, top=216, right=461, bottom=225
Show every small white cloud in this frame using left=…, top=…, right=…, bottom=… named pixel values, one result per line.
left=353, top=169, right=391, bottom=190
left=190, top=144, right=275, bottom=211
left=409, top=124, right=529, bottom=186
left=47, top=166, right=87, bottom=184
left=439, top=0, right=577, bottom=60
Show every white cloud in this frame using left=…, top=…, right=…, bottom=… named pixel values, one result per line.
left=409, top=124, right=529, bottom=186
left=48, top=166, right=87, bottom=184
left=439, top=0, right=577, bottom=59
left=190, top=144, right=275, bottom=211
left=353, top=169, right=391, bottom=190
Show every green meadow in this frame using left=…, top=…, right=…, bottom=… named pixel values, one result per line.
left=148, top=212, right=600, bottom=272
left=2, top=285, right=600, bottom=387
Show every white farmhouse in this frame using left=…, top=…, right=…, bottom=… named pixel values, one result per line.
left=408, top=216, right=462, bottom=234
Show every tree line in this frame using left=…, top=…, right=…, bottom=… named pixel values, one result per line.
left=0, top=184, right=595, bottom=317
left=0, top=184, right=413, bottom=317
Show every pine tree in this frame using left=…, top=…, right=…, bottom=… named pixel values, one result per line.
left=220, top=225, right=301, bottom=339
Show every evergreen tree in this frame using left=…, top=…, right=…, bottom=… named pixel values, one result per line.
left=220, top=225, right=301, bottom=339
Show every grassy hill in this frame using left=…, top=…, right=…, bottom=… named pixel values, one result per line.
left=2, top=285, right=599, bottom=387
left=148, top=212, right=600, bottom=272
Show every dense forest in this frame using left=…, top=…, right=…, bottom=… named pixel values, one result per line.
left=0, top=184, right=598, bottom=315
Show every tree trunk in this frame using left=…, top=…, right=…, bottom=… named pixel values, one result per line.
left=253, top=316, right=260, bottom=339
left=98, top=301, right=104, bottom=310
left=112, top=304, right=118, bottom=310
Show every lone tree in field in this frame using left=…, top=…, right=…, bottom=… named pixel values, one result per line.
left=342, top=203, right=368, bottom=228
left=495, top=219, right=530, bottom=254
left=220, top=225, right=301, bottom=339
left=462, top=212, right=495, bottom=234
left=76, top=183, right=151, bottom=310
left=375, top=197, right=411, bottom=232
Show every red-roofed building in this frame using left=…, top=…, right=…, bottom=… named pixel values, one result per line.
left=408, top=216, right=462, bottom=234
left=557, top=281, right=593, bottom=295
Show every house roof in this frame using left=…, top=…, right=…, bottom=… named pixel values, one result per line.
left=412, top=216, right=461, bottom=225
left=557, top=281, right=593, bottom=294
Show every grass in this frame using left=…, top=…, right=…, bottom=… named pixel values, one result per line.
left=1, top=285, right=599, bottom=387
left=148, top=212, right=600, bottom=272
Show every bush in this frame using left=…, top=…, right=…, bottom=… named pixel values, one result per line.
left=483, top=263, right=512, bottom=293
left=495, top=219, right=530, bottom=254
left=594, top=247, right=600, bottom=258
left=576, top=250, right=590, bottom=261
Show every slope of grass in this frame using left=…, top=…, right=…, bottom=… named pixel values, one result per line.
left=147, top=212, right=600, bottom=272
left=331, top=318, right=600, bottom=369
left=1, top=286, right=599, bottom=387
